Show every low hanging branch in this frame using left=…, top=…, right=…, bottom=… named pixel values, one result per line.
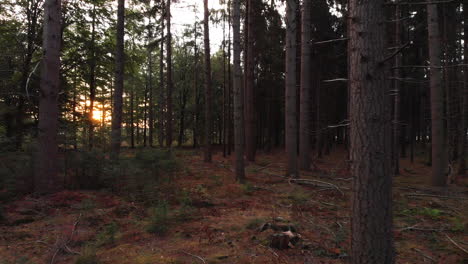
left=322, top=78, right=348, bottom=83
left=380, top=42, right=411, bottom=64
left=313, top=37, right=349, bottom=45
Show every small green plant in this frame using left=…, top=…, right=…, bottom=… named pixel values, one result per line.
left=245, top=218, right=265, bottom=230
left=176, top=190, right=194, bottom=221
left=146, top=201, right=170, bottom=234
left=400, top=207, right=442, bottom=219
left=450, top=218, right=465, bottom=232
left=96, top=222, right=118, bottom=246
left=210, top=174, right=223, bottom=186
left=240, top=182, right=255, bottom=195
left=77, top=199, right=96, bottom=211
left=288, top=189, right=309, bottom=205
left=75, top=245, right=100, bottom=264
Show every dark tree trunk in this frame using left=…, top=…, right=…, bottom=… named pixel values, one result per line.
left=299, top=0, right=312, bottom=171
left=233, top=0, right=245, bottom=182
left=393, top=1, right=401, bottom=174
left=459, top=4, right=468, bottom=176
left=245, top=0, right=256, bottom=162
left=203, top=0, right=213, bottom=162
left=130, top=84, right=135, bottom=148
left=285, top=0, right=299, bottom=178
left=349, top=0, right=395, bottom=262
left=427, top=3, right=448, bottom=186
left=88, top=4, right=96, bottom=150
left=159, top=3, right=165, bottom=147
left=111, top=0, right=125, bottom=159
left=166, top=0, right=173, bottom=147
left=35, top=0, right=62, bottom=193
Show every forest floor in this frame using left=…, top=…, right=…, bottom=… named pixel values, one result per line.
left=1, top=148, right=468, bottom=264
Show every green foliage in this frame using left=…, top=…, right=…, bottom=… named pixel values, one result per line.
left=450, top=218, right=465, bottom=232
left=146, top=201, right=170, bottom=235
left=288, top=189, right=310, bottom=205
left=0, top=256, right=31, bottom=264
left=96, top=222, right=119, bottom=247
left=176, top=190, right=194, bottom=221
left=400, top=207, right=442, bottom=219
left=65, top=150, right=109, bottom=189
left=240, top=183, right=255, bottom=195
left=0, top=151, right=34, bottom=200
left=245, top=218, right=265, bottom=230
left=75, top=245, right=100, bottom=264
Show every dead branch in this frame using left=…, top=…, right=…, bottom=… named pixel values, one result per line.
left=381, top=42, right=411, bottom=64
left=445, top=234, right=468, bottom=255
left=289, top=179, right=345, bottom=196
left=406, top=193, right=468, bottom=200
left=412, top=248, right=436, bottom=263
left=50, top=213, right=82, bottom=264
left=181, top=251, right=206, bottom=264
left=313, top=38, right=349, bottom=45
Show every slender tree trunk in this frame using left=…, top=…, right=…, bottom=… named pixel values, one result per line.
left=393, top=1, right=401, bottom=174
left=223, top=12, right=227, bottom=157
left=233, top=0, right=245, bottom=182
left=285, top=0, right=299, bottom=178
left=166, top=0, right=173, bottom=147
left=159, top=3, right=165, bottom=148
left=193, top=20, right=199, bottom=148
left=227, top=2, right=233, bottom=155
left=88, top=4, right=96, bottom=150
left=427, top=3, right=448, bottom=186
left=148, top=31, right=154, bottom=147
left=245, top=0, right=256, bottom=162
left=203, top=0, right=213, bottom=162
left=35, top=0, right=62, bottom=193
left=130, top=84, right=135, bottom=148
left=110, top=0, right=125, bottom=159
left=459, top=4, right=468, bottom=176
left=299, top=0, right=312, bottom=171
left=349, top=0, right=394, bottom=262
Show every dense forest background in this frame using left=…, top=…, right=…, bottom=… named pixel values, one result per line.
left=0, top=0, right=468, bottom=263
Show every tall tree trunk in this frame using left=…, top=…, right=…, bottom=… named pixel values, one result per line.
left=349, top=0, right=394, bottom=262
left=130, top=84, right=135, bottom=148
left=299, top=0, right=311, bottom=171
left=17, top=0, right=40, bottom=149
left=166, top=0, right=173, bottom=147
left=227, top=1, right=233, bottom=155
left=88, top=3, right=97, bottom=150
left=285, top=0, right=299, bottom=178
left=35, top=0, right=62, bottom=193
left=148, top=29, right=154, bottom=147
left=193, top=20, right=199, bottom=148
left=393, top=1, right=401, bottom=174
left=245, top=0, right=256, bottom=162
left=427, top=3, right=448, bottom=186
left=111, top=0, right=125, bottom=159
left=203, top=0, right=213, bottom=162
left=159, top=3, right=165, bottom=148
left=459, top=3, right=468, bottom=176
left=223, top=12, right=227, bottom=157
left=233, top=0, right=245, bottom=182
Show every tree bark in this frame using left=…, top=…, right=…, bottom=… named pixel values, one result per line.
left=88, top=3, right=97, bottom=150
left=285, top=0, right=299, bottom=178
left=111, top=0, right=125, bottom=159
left=427, top=3, right=448, bottom=186
left=233, top=0, right=245, bottom=182
left=393, top=1, right=401, bottom=174
left=203, top=0, right=213, bottom=162
left=35, top=0, right=62, bottom=193
left=459, top=3, right=468, bottom=176
left=349, top=0, right=395, bottom=262
left=159, top=2, right=165, bottom=148
left=166, top=0, right=173, bottom=148
left=299, top=0, right=312, bottom=171
left=245, top=0, right=256, bottom=162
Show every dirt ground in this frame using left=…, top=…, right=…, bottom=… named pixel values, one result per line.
left=1, top=148, right=467, bottom=264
